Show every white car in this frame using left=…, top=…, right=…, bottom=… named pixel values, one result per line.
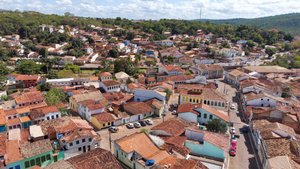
left=126, top=123, right=134, bottom=129
left=230, top=104, right=236, bottom=110
left=134, top=122, right=141, bottom=128
left=145, top=119, right=153, bottom=125
left=230, top=127, right=236, bottom=135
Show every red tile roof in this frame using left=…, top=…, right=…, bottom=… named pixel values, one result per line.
left=151, top=119, right=187, bottom=136
left=92, top=112, right=116, bottom=123
left=123, top=102, right=153, bottom=115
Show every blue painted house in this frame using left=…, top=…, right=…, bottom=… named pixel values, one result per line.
left=184, top=128, right=229, bottom=160
left=178, top=103, right=229, bottom=127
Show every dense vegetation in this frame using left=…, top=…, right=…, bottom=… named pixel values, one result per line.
left=200, top=13, right=300, bottom=35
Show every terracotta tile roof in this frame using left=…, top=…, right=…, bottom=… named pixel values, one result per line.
left=20, top=139, right=53, bottom=158
left=178, top=103, right=229, bottom=122
left=123, top=102, right=153, bottom=115
left=67, top=148, right=123, bottom=169
left=179, top=88, right=227, bottom=102
left=116, top=132, right=165, bottom=160
left=160, top=136, right=191, bottom=156
left=102, top=80, right=120, bottom=87
left=264, top=138, right=296, bottom=158
left=79, top=100, right=104, bottom=111
left=62, top=130, right=96, bottom=143
left=92, top=112, right=116, bottom=123
left=151, top=119, right=187, bottom=136
left=127, top=83, right=145, bottom=90
left=5, top=140, right=22, bottom=164
left=156, top=157, right=208, bottom=169
left=145, top=98, right=164, bottom=110
left=187, top=128, right=229, bottom=151
left=30, top=106, right=59, bottom=119
left=13, top=91, right=44, bottom=104
left=4, top=109, right=18, bottom=116
left=228, top=69, right=247, bottom=77
left=253, top=120, right=296, bottom=139
left=99, top=72, right=112, bottom=77
left=15, top=74, right=39, bottom=81
left=164, top=65, right=184, bottom=72
left=6, top=118, right=21, bottom=126
left=0, top=110, right=5, bottom=125
left=0, top=133, right=6, bottom=156
left=165, top=75, right=194, bottom=82
left=44, top=160, right=74, bottom=169
left=197, top=64, right=224, bottom=71
left=19, top=116, right=31, bottom=123
left=72, top=91, right=106, bottom=104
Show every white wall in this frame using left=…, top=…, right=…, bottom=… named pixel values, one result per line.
left=247, top=97, right=276, bottom=107
left=178, top=112, right=198, bottom=123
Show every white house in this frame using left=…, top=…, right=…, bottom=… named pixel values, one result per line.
left=78, top=100, right=105, bottom=121
left=244, top=93, right=277, bottom=107
left=99, top=80, right=121, bottom=93
left=155, top=40, right=174, bottom=47
left=133, top=89, right=166, bottom=103
left=177, top=103, right=229, bottom=125
left=30, top=106, right=61, bottom=124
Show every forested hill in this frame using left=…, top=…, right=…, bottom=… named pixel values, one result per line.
left=199, top=13, right=300, bottom=35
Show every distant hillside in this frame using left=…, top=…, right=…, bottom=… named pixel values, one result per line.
left=199, top=13, right=300, bottom=35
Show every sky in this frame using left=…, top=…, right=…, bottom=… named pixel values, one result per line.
left=0, top=0, right=299, bottom=20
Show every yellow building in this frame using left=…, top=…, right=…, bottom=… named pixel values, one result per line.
left=179, top=88, right=228, bottom=110
left=91, top=112, right=116, bottom=129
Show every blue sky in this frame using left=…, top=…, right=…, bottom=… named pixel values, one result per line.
left=0, top=0, right=299, bottom=19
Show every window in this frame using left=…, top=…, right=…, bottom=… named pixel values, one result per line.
left=76, top=140, right=80, bottom=144
left=25, top=161, right=30, bottom=168
left=41, top=156, right=46, bottom=162
left=15, top=166, right=21, bottom=169
left=82, top=138, right=85, bottom=142
left=47, top=117, right=50, bottom=120
left=56, top=114, right=59, bottom=118
left=209, top=115, right=213, bottom=120
left=204, top=114, right=207, bottom=119
left=36, top=158, right=41, bottom=166
left=267, top=99, right=269, bottom=101
left=9, top=167, right=13, bottom=169
left=261, top=98, right=263, bottom=101
left=69, top=142, right=73, bottom=146
left=261, top=104, right=263, bottom=107
left=30, top=159, right=35, bottom=166
left=199, top=113, right=201, bottom=117
left=89, top=138, right=92, bottom=142
left=46, top=154, right=51, bottom=160
left=78, top=147, right=82, bottom=151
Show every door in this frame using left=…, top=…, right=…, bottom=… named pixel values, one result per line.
left=83, top=146, right=86, bottom=152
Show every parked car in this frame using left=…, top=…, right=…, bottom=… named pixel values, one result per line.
left=109, top=126, right=119, bottom=133
left=126, top=123, right=134, bottom=129
left=229, top=149, right=236, bottom=156
left=172, top=110, right=177, bottom=115
left=145, top=119, right=153, bottom=125
left=139, top=120, right=147, bottom=127
left=230, top=127, right=236, bottom=134
left=231, top=145, right=237, bottom=151
left=134, top=122, right=141, bottom=128
left=230, top=104, right=236, bottom=110
left=231, top=139, right=237, bottom=146
left=241, top=125, right=250, bottom=134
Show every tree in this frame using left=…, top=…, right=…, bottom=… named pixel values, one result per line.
left=164, top=88, right=172, bottom=102
left=114, top=58, right=137, bottom=75
left=0, top=61, right=10, bottom=75
left=16, top=60, right=42, bottom=74
left=265, top=47, right=277, bottom=57
left=282, top=86, right=291, bottom=98
left=247, top=40, right=255, bottom=48
left=37, top=83, right=51, bottom=91
left=126, top=32, right=135, bottom=41
left=39, top=48, right=48, bottom=58
left=57, top=69, right=74, bottom=78
left=206, top=119, right=227, bottom=133
left=45, top=88, right=66, bottom=106
left=64, top=64, right=81, bottom=74
left=108, top=48, right=119, bottom=58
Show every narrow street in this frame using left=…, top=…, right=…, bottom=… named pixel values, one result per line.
left=216, top=81, right=259, bottom=169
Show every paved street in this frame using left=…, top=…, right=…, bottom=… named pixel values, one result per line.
left=97, top=112, right=174, bottom=152
left=216, top=81, right=259, bottom=169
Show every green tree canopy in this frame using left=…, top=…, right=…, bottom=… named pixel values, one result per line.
left=45, top=88, right=66, bottom=106
left=206, top=119, right=227, bottom=133
left=16, top=60, right=42, bottom=74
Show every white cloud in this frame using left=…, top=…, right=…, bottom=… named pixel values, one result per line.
left=0, top=0, right=299, bottom=19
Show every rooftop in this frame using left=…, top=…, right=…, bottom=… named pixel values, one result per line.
left=244, top=66, right=292, bottom=74
left=67, top=148, right=123, bottom=169
left=20, top=139, right=53, bottom=158
left=123, top=102, right=153, bottom=115
left=5, top=140, right=22, bottom=164
left=92, top=112, right=116, bottom=123
left=151, top=118, right=187, bottom=136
